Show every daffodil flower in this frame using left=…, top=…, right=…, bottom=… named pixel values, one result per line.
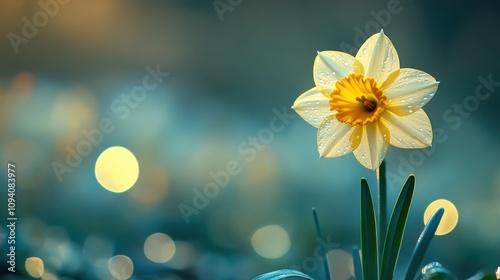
left=292, top=30, right=439, bottom=170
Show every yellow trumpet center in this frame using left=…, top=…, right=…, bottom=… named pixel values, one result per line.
left=329, top=74, right=387, bottom=126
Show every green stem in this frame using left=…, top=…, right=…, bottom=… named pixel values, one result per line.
left=376, top=160, right=387, bottom=261
left=352, top=246, right=363, bottom=280
left=312, top=208, right=331, bottom=280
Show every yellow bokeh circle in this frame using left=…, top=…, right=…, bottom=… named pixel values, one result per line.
left=95, top=146, right=139, bottom=193
left=251, top=225, right=290, bottom=259
left=25, top=257, right=44, bottom=278
left=424, top=199, right=459, bottom=235
left=108, top=255, right=133, bottom=280
left=144, top=233, right=176, bottom=263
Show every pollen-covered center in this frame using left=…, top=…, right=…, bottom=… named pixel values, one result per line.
left=329, top=74, right=387, bottom=126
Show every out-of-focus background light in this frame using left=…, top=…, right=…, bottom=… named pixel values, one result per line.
left=25, top=257, right=44, bottom=278
left=251, top=225, right=291, bottom=259
left=328, top=249, right=354, bottom=280
left=108, top=255, right=133, bottom=280
left=0, top=1, right=499, bottom=279
left=144, top=232, right=176, bottom=263
left=95, top=146, right=139, bottom=193
left=424, top=199, right=459, bottom=236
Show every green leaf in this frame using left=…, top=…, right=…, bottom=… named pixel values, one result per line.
left=312, top=208, right=331, bottom=280
left=413, top=262, right=456, bottom=280
left=361, top=178, right=378, bottom=280
left=352, top=246, right=363, bottom=280
left=252, top=269, right=316, bottom=280
left=404, top=208, right=445, bottom=280
left=379, top=175, right=415, bottom=279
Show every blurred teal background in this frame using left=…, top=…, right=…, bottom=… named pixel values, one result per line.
left=0, top=0, right=499, bottom=279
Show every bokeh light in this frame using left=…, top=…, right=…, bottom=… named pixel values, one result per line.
left=25, top=257, right=44, bottom=278
left=424, top=199, right=459, bottom=235
left=108, top=255, right=133, bottom=280
left=328, top=249, right=354, bottom=280
left=251, top=225, right=290, bottom=259
left=50, top=88, right=97, bottom=145
left=144, top=233, right=176, bottom=263
left=41, top=271, right=59, bottom=280
left=95, top=146, right=139, bottom=193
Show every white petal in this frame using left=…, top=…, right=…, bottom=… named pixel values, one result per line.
left=383, top=68, right=439, bottom=116
left=380, top=109, right=433, bottom=148
left=355, top=30, right=399, bottom=84
left=317, top=115, right=358, bottom=158
left=292, top=87, right=333, bottom=128
left=353, top=122, right=389, bottom=170
left=314, top=51, right=355, bottom=87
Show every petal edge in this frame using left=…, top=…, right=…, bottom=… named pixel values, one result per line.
left=314, top=51, right=355, bottom=87
left=317, top=115, right=357, bottom=158
left=292, top=87, right=333, bottom=128
left=355, top=30, right=400, bottom=84
left=380, top=109, right=433, bottom=148
left=384, top=68, right=439, bottom=116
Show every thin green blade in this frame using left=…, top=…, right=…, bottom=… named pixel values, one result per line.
left=404, top=208, right=445, bottom=280
left=414, top=262, right=456, bottom=280
left=312, top=208, right=331, bottom=280
left=380, top=175, right=415, bottom=279
left=252, top=269, right=316, bottom=280
left=352, top=246, right=363, bottom=280
left=361, top=178, right=378, bottom=280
